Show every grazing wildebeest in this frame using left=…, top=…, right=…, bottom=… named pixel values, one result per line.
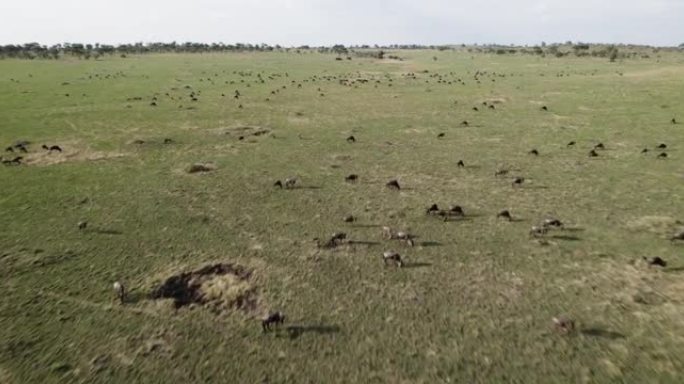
left=163, top=138, right=174, bottom=144
left=541, top=106, right=548, bottom=111
left=594, top=143, right=605, bottom=150
left=657, top=143, right=667, bottom=149
left=529, top=225, right=548, bottom=237
left=567, top=141, right=576, bottom=147
left=489, top=105, right=495, bottom=110
left=345, top=174, right=358, bottom=183
left=78, top=220, right=88, bottom=230
left=497, top=210, right=512, bottom=221
left=437, top=133, right=445, bottom=138
left=472, top=107, right=479, bottom=111
left=273, top=180, right=283, bottom=189
left=461, top=120, right=469, bottom=126
left=448, top=205, right=464, bottom=217
left=641, top=148, right=649, bottom=153
left=671, top=230, right=684, bottom=242
left=426, top=204, right=440, bottom=215
left=343, top=215, right=355, bottom=223
left=543, top=218, right=564, bottom=229
left=657, top=152, right=668, bottom=159
left=528, top=149, right=539, bottom=156
left=17, top=145, right=28, bottom=153
left=495, top=169, right=509, bottom=177
left=113, top=281, right=126, bottom=304
left=386, top=180, right=401, bottom=190
left=262, top=311, right=285, bottom=332
left=589, top=149, right=599, bottom=157
left=284, top=177, right=297, bottom=189
left=457, top=160, right=465, bottom=168
left=346, top=135, right=356, bottom=143
left=3, top=156, right=23, bottom=165
left=382, top=251, right=403, bottom=267
left=512, top=177, right=525, bottom=187
left=47, top=145, right=62, bottom=153
left=552, top=316, right=575, bottom=334
left=672, top=118, right=677, bottom=124
left=5, top=146, right=13, bottom=153
left=644, top=256, right=667, bottom=267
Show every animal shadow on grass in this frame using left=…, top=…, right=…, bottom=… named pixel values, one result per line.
left=665, top=266, right=684, bottom=273
left=283, top=324, right=341, bottom=340
left=347, top=240, right=381, bottom=246
left=551, top=235, right=581, bottom=241
left=91, top=228, right=124, bottom=235
left=291, top=186, right=323, bottom=190
left=419, top=241, right=442, bottom=247
left=403, top=262, right=432, bottom=269
left=580, top=328, right=625, bottom=340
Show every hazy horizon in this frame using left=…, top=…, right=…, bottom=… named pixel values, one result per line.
left=1, top=0, right=683, bottom=47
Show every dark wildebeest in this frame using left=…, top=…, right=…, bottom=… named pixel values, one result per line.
left=386, top=180, right=401, bottom=190
left=345, top=174, right=359, bottom=183
left=346, top=135, right=356, bottom=143
left=262, top=311, right=285, bottom=332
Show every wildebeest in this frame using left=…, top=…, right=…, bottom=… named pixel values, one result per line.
left=512, top=177, right=525, bottom=187
left=2, top=156, right=23, bottom=166
left=345, top=174, right=358, bottom=183
left=589, top=149, right=599, bottom=157
left=541, top=106, right=548, bottom=111
left=346, top=135, right=356, bottom=143
left=641, top=148, right=649, bottom=153
left=529, top=225, right=549, bottom=237
left=426, top=204, right=440, bottom=215
left=274, top=180, right=283, bottom=188
left=457, top=160, right=465, bottom=168
left=78, top=220, right=88, bottom=230
left=262, top=311, right=285, bottom=332
left=343, top=215, right=355, bottom=223
left=113, top=281, right=126, bottom=304
left=644, top=256, right=667, bottom=267
left=497, top=210, right=512, bottom=221
left=567, top=141, right=576, bottom=147
left=657, top=152, right=668, bottom=159
left=472, top=107, right=479, bottom=111
left=43, top=145, right=62, bottom=153
left=382, top=251, right=403, bottom=267
left=5, top=146, right=13, bottom=153
left=461, top=120, right=469, bottom=126
left=284, top=177, right=297, bottom=189
left=437, top=133, right=445, bottom=138
left=543, top=218, right=564, bottom=229
left=552, top=316, right=575, bottom=334
left=671, top=230, right=684, bottom=242
left=657, top=143, right=667, bottom=149
left=594, top=143, right=605, bottom=150
left=386, top=180, right=401, bottom=190
left=448, top=205, right=464, bottom=217
left=672, top=118, right=677, bottom=124
left=528, top=149, right=539, bottom=156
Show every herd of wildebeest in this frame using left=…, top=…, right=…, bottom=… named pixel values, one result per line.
left=3, top=64, right=684, bottom=335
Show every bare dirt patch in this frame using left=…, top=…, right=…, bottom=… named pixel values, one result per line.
left=150, top=263, right=260, bottom=315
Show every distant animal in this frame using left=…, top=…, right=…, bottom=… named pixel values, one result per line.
left=552, top=316, right=575, bottom=334
left=497, top=210, right=512, bottom=221
left=594, top=143, right=605, bottom=150
left=17, top=145, right=27, bottom=153
left=672, top=118, right=677, bottom=124
left=273, top=180, right=283, bottom=188
left=488, top=105, right=495, bottom=110
left=461, top=120, right=469, bottom=126
left=644, top=256, right=667, bottom=267
left=382, top=226, right=393, bottom=240
left=343, top=215, right=355, bottom=223
left=641, top=148, right=649, bottom=153
left=345, top=174, right=358, bottom=183
left=346, top=135, right=356, bottom=143
left=529, top=225, right=549, bottom=237
left=386, top=180, right=401, bottom=190
left=113, top=281, right=126, bottom=304
left=512, top=177, right=525, bottom=187
left=448, top=205, right=465, bottom=217
left=541, top=106, right=548, bottom=111
left=495, top=169, right=509, bottom=177
left=47, top=145, right=62, bottom=153
left=78, top=221, right=88, bottom=230
left=543, top=218, right=564, bottom=229
left=262, top=311, right=285, bottom=332
left=671, top=230, right=684, bottom=242
left=589, top=149, right=599, bottom=157
left=382, top=251, right=403, bottom=267
left=472, top=107, right=479, bottom=111
left=528, top=149, right=539, bottom=156
left=163, top=138, right=174, bottom=144
left=457, top=160, right=465, bottom=168
left=437, top=133, right=445, bottom=138
left=284, top=177, right=297, bottom=188
left=657, top=152, right=668, bottom=159
left=426, top=204, right=440, bottom=215
left=567, top=141, right=575, bottom=147
left=3, top=156, right=23, bottom=165
left=5, top=146, right=13, bottom=153
left=657, top=143, right=667, bottom=149
left=150, top=102, right=157, bottom=106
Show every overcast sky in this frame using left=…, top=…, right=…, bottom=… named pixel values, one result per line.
left=1, top=0, right=682, bottom=47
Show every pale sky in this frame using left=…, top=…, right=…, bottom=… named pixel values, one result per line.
left=1, top=0, right=682, bottom=47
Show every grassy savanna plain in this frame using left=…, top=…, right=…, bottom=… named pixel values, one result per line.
left=0, top=49, right=683, bottom=383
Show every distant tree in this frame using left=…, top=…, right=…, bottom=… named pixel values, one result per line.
left=609, top=46, right=619, bottom=62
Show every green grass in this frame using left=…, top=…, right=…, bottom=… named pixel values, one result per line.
left=1, top=50, right=683, bottom=383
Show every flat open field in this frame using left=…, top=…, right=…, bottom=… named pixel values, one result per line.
left=1, top=50, right=683, bottom=383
